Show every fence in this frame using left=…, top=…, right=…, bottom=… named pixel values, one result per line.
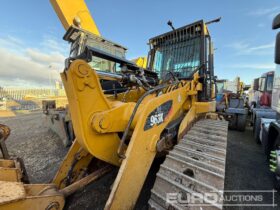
left=0, top=88, right=65, bottom=100
left=0, top=87, right=66, bottom=111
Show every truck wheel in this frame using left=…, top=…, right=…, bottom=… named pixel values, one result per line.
left=237, top=114, right=246, bottom=132
left=264, top=128, right=280, bottom=161
left=263, top=139, right=271, bottom=160
left=228, top=114, right=237, bottom=130
left=274, top=176, right=280, bottom=190
left=253, top=118, right=261, bottom=144
left=271, top=136, right=280, bottom=190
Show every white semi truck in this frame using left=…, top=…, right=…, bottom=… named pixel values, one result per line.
left=258, top=13, right=280, bottom=188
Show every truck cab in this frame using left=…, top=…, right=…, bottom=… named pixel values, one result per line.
left=248, top=77, right=260, bottom=108
left=257, top=13, right=280, bottom=189
left=251, top=71, right=276, bottom=143
left=266, top=20, right=280, bottom=153
left=259, top=71, right=274, bottom=107
left=271, top=67, right=280, bottom=113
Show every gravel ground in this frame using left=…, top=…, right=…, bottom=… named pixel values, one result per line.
left=0, top=112, right=68, bottom=183
left=224, top=127, right=280, bottom=209
left=0, top=113, right=279, bottom=209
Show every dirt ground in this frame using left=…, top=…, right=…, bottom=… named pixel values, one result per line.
left=0, top=110, right=15, bottom=117
left=0, top=112, right=68, bottom=183
left=1, top=112, right=280, bottom=209
left=224, top=127, right=280, bottom=209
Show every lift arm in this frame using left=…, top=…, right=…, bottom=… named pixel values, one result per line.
left=50, top=0, right=100, bottom=36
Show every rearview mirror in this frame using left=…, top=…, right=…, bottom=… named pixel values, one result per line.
left=273, top=13, right=280, bottom=30
left=275, top=32, right=280, bottom=64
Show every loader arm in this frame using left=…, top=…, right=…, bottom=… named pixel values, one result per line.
left=50, top=0, right=100, bottom=36
left=59, top=58, right=214, bottom=209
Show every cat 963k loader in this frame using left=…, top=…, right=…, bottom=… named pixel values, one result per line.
left=0, top=1, right=228, bottom=209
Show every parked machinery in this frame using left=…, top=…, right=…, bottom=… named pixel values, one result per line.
left=253, top=13, right=280, bottom=189
left=42, top=100, right=74, bottom=147
left=0, top=1, right=228, bottom=209
left=216, top=77, right=248, bottom=131
left=250, top=71, right=276, bottom=143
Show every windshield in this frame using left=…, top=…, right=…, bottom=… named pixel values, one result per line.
left=272, top=67, right=280, bottom=112
left=216, top=81, right=224, bottom=94
left=69, top=31, right=125, bottom=74
left=259, top=77, right=265, bottom=91
left=88, top=56, right=121, bottom=73
left=151, top=37, right=201, bottom=79
left=266, top=75, right=274, bottom=92
left=253, top=78, right=259, bottom=91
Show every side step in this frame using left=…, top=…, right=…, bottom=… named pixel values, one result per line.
left=149, top=119, right=228, bottom=210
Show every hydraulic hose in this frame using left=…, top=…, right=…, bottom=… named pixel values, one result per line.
left=117, top=83, right=171, bottom=159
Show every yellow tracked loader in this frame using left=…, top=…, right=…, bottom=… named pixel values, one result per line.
left=0, top=1, right=228, bottom=209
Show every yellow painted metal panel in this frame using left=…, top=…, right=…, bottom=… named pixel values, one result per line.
left=61, top=60, right=121, bottom=166
left=195, top=101, right=216, bottom=113
left=52, top=139, right=92, bottom=189
left=132, top=57, right=147, bottom=68
left=105, top=85, right=188, bottom=209
left=178, top=106, right=196, bottom=140
left=0, top=183, right=64, bottom=210
left=50, top=0, right=100, bottom=36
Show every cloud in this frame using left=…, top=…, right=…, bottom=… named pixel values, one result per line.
left=0, top=36, right=67, bottom=87
left=248, top=7, right=280, bottom=17
left=0, top=48, right=61, bottom=86
left=227, top=63, right=275, bottom=70
left=40, top=37, right=69, bottom=54
left=26, top=49, right=65, bottom=65
left=0, top=36, right=25, bottom=53
left=227, top=41, right=274, bottom=55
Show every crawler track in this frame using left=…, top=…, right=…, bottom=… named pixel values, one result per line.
left=149, top=119, right=228, bottom=210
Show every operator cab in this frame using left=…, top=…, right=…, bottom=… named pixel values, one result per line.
left=215, top=79, right=227, bottom=102
left=147, top=20, right=215, bottom=101
left=63, top=26, right=129, bottom=93
left=64, top=26, right=126, bottom=73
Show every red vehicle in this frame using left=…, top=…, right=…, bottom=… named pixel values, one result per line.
left=252, top=71, right=275, bottom=143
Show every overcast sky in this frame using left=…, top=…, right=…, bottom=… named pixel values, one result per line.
left=0, top=0, right=279, bottom=87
